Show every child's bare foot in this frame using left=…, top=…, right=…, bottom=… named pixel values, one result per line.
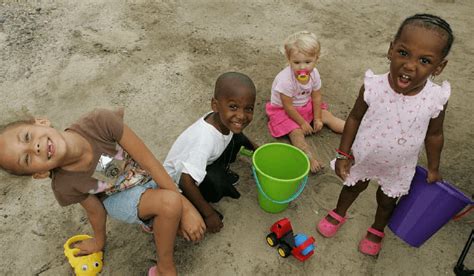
left=309, top=158, right=323, bottom=173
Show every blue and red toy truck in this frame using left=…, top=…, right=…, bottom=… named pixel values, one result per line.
left=266, top=218, right=315, bottom=261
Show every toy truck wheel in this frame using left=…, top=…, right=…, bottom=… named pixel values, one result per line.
left=277, top=243, right=292, bottom=258
left=266, top=233, right=278, bottom=247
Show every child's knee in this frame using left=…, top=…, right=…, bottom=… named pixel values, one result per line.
left=289, top=128, right=305, bottom=138
left=376, top=190, right=397, bottom=210
left=144, top=189, right=182, bottom=218
left=346, top=181, right=369, bottom=193
left=321, top=109, right=332, bottom=119
left=288, top=129, right=307, bottom=146
left=161, top=191, right=182, bottom=215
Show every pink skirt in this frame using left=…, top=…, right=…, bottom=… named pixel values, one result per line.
left=265, top=100, right=328, bottom=138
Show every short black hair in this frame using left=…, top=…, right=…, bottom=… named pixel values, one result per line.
left=394, top=13, right=454, bottom=58
left=214, top=72, right=256, bottom=99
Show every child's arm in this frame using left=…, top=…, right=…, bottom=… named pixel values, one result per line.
left=179, top=173, right=223, bottom=233
left=119, top=124, right=179, bottom=192
left=75, top=195, right=107, bottom=254
left=335, top=85, right=368, bottom=180
left=312, top=88, right=323, bottom=132
left=424, top=103, right=448, bottom=183
left=280, top=93, right=314, bottom=135
left=240, top=133, right=259, bottom=150
left=119, top=124, right=206, bottom=240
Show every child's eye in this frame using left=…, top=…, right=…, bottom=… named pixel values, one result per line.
left=420, top=57, right=431, bottom=64
left=25, top=154, right=29, bottom=165
left=245, top=107, right=254, bottom=112
left=25, top=132, right=30, bottom=142
left=398, top=50, right=408, bottom=57
left=229, top=105, right=238, bottom=110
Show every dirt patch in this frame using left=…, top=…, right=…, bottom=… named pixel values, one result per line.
left=1, top=1, right=473, bottom=275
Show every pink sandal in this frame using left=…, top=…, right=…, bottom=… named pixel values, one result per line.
left=141, top=224, right=153, bottom=234
left=148, top=266, right=157, bottom=276
left=317, top=210, right=347, bottom=238
left=359, top=227, right=385, bottom=256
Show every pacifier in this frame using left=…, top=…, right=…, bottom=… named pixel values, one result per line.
left=296, top=70, right=310, bottom=82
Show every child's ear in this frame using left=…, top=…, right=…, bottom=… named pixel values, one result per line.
left=34, top=118, right=51, bottom=127
left=211, top=97, right=218, bottom=112
left=387, top=42, right=394, bottom=60
left=433, top=59, right=448, bottom=77
left=312, top=54, right=319, bottom=64
left=33, top=171, right=50, bottom=179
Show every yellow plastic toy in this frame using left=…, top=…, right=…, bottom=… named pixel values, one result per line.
left=64, top=235, right=103, bottom=276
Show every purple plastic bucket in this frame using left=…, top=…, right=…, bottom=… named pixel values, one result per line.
left=388, top=166, right=473, bottom=247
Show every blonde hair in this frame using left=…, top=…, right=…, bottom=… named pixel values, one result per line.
left=283, top=31, right=320, bottom=60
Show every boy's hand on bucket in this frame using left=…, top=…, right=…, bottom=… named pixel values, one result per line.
left=204, top=211, right=223, bottom=233
left=427, top=169, right=442, bottom=183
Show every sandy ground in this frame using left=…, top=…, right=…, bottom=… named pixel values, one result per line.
left=1, top=0, right=473, bottom=275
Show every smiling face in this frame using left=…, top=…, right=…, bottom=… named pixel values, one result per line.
left=211, top=83, right=256, bottom=135
left=0, top=120, right=67, bottom=175
left=387, top=25, right=448, bottom=95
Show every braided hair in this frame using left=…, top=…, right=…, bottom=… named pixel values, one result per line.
left=394, top=13, right=454, bottom=58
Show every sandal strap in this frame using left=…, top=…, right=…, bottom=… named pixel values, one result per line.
left=328, top=210, right=347, bottom=223
left=367, top=227, right=385, bottom=238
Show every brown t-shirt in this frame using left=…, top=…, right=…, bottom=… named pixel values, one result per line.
left=51, top=108, right=126, bottom=206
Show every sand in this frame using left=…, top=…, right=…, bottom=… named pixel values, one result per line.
left=0, top=0, right=473, bottom=275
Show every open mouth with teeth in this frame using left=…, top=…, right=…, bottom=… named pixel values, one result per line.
left=230, top=121, right=245, bottom=132
left=397, top=74, right=412, bottom=89
left=232, top=121, right=243, bottom=128
left=47, top=138, right=54, bottom=159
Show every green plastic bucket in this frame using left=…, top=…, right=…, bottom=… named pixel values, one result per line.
left=252, top=143, right=310, bottom=213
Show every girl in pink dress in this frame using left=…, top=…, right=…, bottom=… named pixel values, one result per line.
left=266, top=31, right=345, bottom=173
left=317, top=14, right=454, bottom=256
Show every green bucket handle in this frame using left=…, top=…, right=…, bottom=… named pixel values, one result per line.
left=252, top=166, right=308, bottom=204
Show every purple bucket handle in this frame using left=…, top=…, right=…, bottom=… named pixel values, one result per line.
left=388, top=166, right=473, bottom=247
left=417, top=167, right=473, bottom=205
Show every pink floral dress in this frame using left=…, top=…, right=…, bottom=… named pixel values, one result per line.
left=344, top=70, right=450, bottom=197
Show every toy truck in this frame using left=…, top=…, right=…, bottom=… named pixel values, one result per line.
left=266, top=218, right=315, bottom=261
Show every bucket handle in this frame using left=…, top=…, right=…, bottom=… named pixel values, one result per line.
left=252, top=166, right=308, bottom=204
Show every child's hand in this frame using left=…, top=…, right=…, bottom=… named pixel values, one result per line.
left=427, top=169, right=442, bottom=183
left=73, top=237, right=103, bottom=255
left=180, top=199, right=206, bottom=242
left=313, top=118, right=323, bottom=132
left=335, top=159, right=352, bottom=181
left=300, top=122, right=314, bottom=135
left=204, top=211, right=223, bottom=233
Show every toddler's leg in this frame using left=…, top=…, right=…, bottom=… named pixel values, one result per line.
left=366, top=187, right=398, bottom=242
left=317, top=180, right=370, bottom=237
left=288, top=129, right=322, bottom=173
left=321, top=110, right=345, bottom=134
left=329, top=180, right=370, bottom=224
left=138, top=189, right=182, bottom=276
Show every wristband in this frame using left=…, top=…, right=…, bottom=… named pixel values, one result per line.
left=335, top=149, right=354, bottom=160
